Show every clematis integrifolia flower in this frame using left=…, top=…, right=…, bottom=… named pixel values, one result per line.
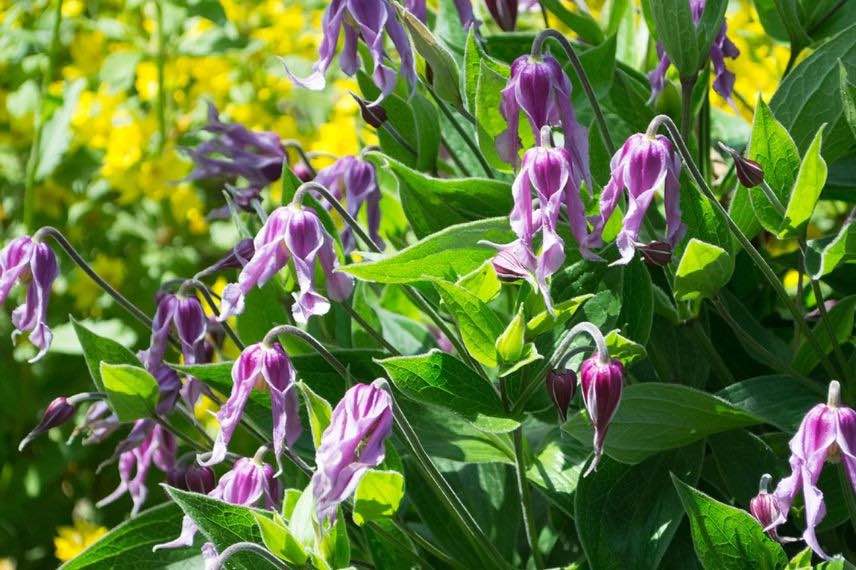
left=200, top=341, right=301, bottom=468
left=167, top=462, right=216, bottom=494
left=0, top=235, right=59, bottom=362
left=770, top=380, right=856, bottom=559
left=749, top=474, right=790, bottom=542
left=589, top=132, right=686, bottom=266
left=648, top=0, right=739, bottom=102
left=312, top=381, right=394, bottom=523
left=285, top=0, right=416, bottom=105
left=219, top=204, right=354, bottom=324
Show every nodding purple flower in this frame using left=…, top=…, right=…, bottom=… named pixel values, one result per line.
left=589, top=133, right=686, bottom=266
left=771, top=381, right=856, bottom=560
left=0, top=235, right=59, bottom=362
left=485, top=0, right=517, bottom=30
left=749, top=474, right=788, bottom=542
left=312, top=381, right=394, bottom=523
left=156, top=452, right=282, bottom=552
left=75, top=400, right=120, bottom=445
left=546, top=369, right=576, bottom=423
left=285, top=0, right=416, bottom=106
left=19, top=396, right=76, bottom=451
left=496, top=54, right=589, bottom=182
left=579, top=355, right=623, bottom=476
left=486, top=131, right=597, bottom=312
left=314, top=156, right=383, bottom=253
left=200, top=341, right=301, bottom=468
left=98, top=420, right=176, bottom=517
left=167, top=463, right=217, bottom=495
left=186, top=104, right=284, bottom=215
left=219, top=204, right=354, bottom=324
left=648, top=0, right=739, bottom=102
left=427, top=324, right=454, bottom=353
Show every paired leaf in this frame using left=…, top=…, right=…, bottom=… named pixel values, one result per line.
left=100, top=363, right=159, bottom=422
left=648, top=0, right=699, bottom=76
left=254, top=513, right=308, bottom=566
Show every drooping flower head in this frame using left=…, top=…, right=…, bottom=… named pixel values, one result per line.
left=156, top=451, right=282, bottom=552
left=771, top=380, right=856, bottom=560
left=313, top=156, right=383, bottom=253
left=0, top=235, right=59, bottom=362
left=579, top=354, right=623, bottom=476
left=186, top=104, right=285, bottom=216
left=749, top=474, right=787, bottom=542
left=285, top=0, right=416, bottom=105
left=648, top=0, right=740, bottom=102
left=312, top=381, right=394, bottom=523
left=197, top=238, right=255, bottom=278
left=201, top=341, right=301, bottom=467
left=589, top=133, right=685, bottom=265
left=219, top=204, right=354, bottom=324
left=496, top=54, right=589, bottom=181
left=546, top=369, right=576, bottom=423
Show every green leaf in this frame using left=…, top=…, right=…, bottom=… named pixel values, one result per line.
left=366, top=151, right=512, bottom=238
left=604, top=329, right=646, bottom=365
left=254, top=513, right=308, bottom=565
left=779, top=125, right=828, bottom=238
left=342, top=217, right=514, bottom=284
left=100, top=363, right=159, bottom=422
left=476, top=59, right=514, bottom=170
left=540, top=0, right=605, bottom=44
left=287, top=487, right=350, bottom=570
left=297, top=382, right=332, bottom=449
left=805, top=216, right=856, bottom=278
left=771, top=24, right=856, bottom=162
left=649, top=0, right=700, bottom=77
left=786, top=547, right=814, bottom=569
left=72, top=316, right=141, bottom=392
left=707, top=430, right=782, bottom=506
left=563, top=383, right=761, bottom=463
left=526, top=294, right=593, bottom=338
left=457, top=261, right=502, bottom=303
left=792, top=295, right=856, bottom=374
left=618, top=258, right=653, bottom=343
left=236, top=280, right=289, bottom=345
left=717, top=374, right=822, bottom=433
left=672, top=477, right=789, bottom=570
left=36, top=79, right=84, bottom=180
left=840, top=61, right=856, bottom=138
left=378, top=350, right=519, bottom=433
left=353, top=470, right=406, bottom=526
left=575, top=444, right=704, bottom=570
left=525, top=433, right=589, bottom=497
left=674, top=239, right=732, bottom=301
left=497, top=342, right=541, bottom=378
left=433, top=280, right=504, bottom=367
left=766, top=0, right=811, bottom=47
left=693, top=0, right=728, bottom=69
left=752, top=0, right=790, bottom=41
left=61, top=503, right=200, bottom=569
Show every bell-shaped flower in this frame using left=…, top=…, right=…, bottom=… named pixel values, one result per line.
left=579, top=354, right=624, bottom=476
left=156, top=452, right=282, bottom=551
left=98, top=420, right=176, bottom=517
left=496, top=54, right=589, bottom=181
left=313, top=156, right=383, bottom=253
left=201, top=341, right=301, bottom=467
left=0, top=235, right=59, bottom=362
left=219, top=204, right=354, bottom=324
left=285, top=0, right=416, bottom=105
left=648, top=0, right=739, bottom=102
left=771, top=380, right=856, bottom=560
left=589, top=133, right=686, bottom=265
left=311, top=381, right=394, bottom=523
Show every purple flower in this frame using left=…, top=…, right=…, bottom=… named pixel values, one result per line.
left=452, top=0, right=476, bottom=28
left=219, top=204, right=354, bottom=324
left=201, top=341, right=301, bottom=467
left=198, top=238, right=255, bottom=277
left=771, top=380, right=856, bottom=560
left=0, top=235, right=59, bottom=362
left=98, top=420, right=176, bottom=517
left=749, top=474, right=787, bottom=542
left=579, top=355, right=623, bottom=476
left=285, top=0, right=416, bottom=105
left=186, top=104, right=284, bottom=215
left=167, top=463, right=217, bottom=494
left=314, top=156, right=383, bottom=253
left=312, top=381, right=393, bottom=523
left=155, top=453, right=282, bottom=551
left=486, top=134, right=597, bottom=312
left=485, top=0, right=518, bottom=30
left=496, top=54, right=589, bottom=181
left=648, top=0, right=739, bottom=102
left=405, top=0, right=426, bottom=21
left=546, top=369, right=576, bottom=423
left=589, top=133, right=686, bottom=266
left=76, top=401, right=120, bottom=445
left=19, top=396, right=76, bottom=450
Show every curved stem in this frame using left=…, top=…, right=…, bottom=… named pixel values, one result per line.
left=531, top=29, right=616, bottom=154
left=282, top=140, right=317, bottom=177
left=552, top=321, right=609, bottom=366
left=212, top=542, right=289, bottom=570
left=341, top=302, right=400, bottom=355
left=178, top=278, right=245, bottom=350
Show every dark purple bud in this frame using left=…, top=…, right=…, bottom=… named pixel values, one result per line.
left=734, top=156, right=764, bottom=188
left=485, top=0, right=517, bottom=30
left=637, top=240, right=673, bottom=267
left=292, top=162, right=314, bottom=183
left=199, top=238, right=255, bottom=276
left=580, top=355, right=624, bottom=476
left=185, top=465, right=217, bottom=494
left=19, top=396, right=76, bottom=450
left=351, top=93, right=387, bottom=128
left=546, top=369, right=576, bottom=423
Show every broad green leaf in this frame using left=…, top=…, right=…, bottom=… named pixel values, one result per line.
left=497, top=343, right=541, bottom=378
left=525, top=433, right=589, bottom=497
left=693, top=0, right=728, bottom=68
left=433, top=280, right=504, bottom=367
left=366, top=151, right=512, bottom=238
left=342, top=217, right=514, bottom=284
left=464, top=28, right=507, bottom=113
left=575, top=444, right=704, bottom=570
left=563, top=383, right=761, bottom=463
left=717, top=290, right=793, bottom=369
left=457, top=261, right=502, bottom=303
left=763, top=0, right=810, bottom=46
left=728, top=183, right=763, bottom=241
left=297, top=382, right=332, bottom=449
left=672, top=477, right=789, bottom=570
left=649, top=0, right=699, bottom=76
left=353, top=470, right=406, bottom=526
left=36, top=79, right=84, bottom=180
left=717, top=374, right=822, bottom=433
left=786, top=547, right=814, bottom=569
left=618, top=258, right=653, bottom=343
left=100, top=363, right=159, bottom=422
left=771, top=24, right=856, bottom=162
left=236, top=280, right=289, bottom=345
left=375, top=308, right=436, bottom=355
left=72, top=316, right=141, bottom=392
left=50, top=318, right=138, bottom=355
left=364, top=518, right=420, bottom=570
left=707, top=430, right=783, bottom=506
left=674, top=239, right=732, bottom=301
left=647, top=318, right=710, bottom=387
left=792, top=295, right=856, bottom=374
left=526, top=294, right=593, bottom=338
left=61, top=503, right=200, bottom=569
left=378, top=350, right=519, bottom=433
left=779, top=125, right=828, bottom=238
left=752, top=0, right=790, bottom=41
left=805, top=217, right=856, bottom=278
left=567, top=34, right=618, bottom=112
left=679, top=171, right=734, bottom=265
left=604, top=329, right=646, bottom=365
left=254, top=513, right=308, bottom=565
left=540, top=0, right=605, bottom=44
left=841, top=61, right=856, bottom=138
left=476, top=59, right=513, bottom=170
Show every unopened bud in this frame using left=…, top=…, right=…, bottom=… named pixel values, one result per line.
left=185, top=465, right=217, bottom=494
left=485, top=0, right=517, bottom=31
left=19, top=396, right=76, bottom=451
left=351, top=93, right=387, bottom=128
left=546, top=369, right=576, bottom=422
left=749, top=474, right=783, bottom=540
left=292, top=162, right=314, bottom=182
left=637, top=240, right=672, bottom=266
left=496, top=309, right=526, bottom=363
left=580, top=355, right=624, bottom=476
left=720, top=143, right=764, bottom=188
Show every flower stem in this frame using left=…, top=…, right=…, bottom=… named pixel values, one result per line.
left=211, top=542, right=290, bottom=570
left=178, top=278, right=245, bottom=350
left=531, top=29, right=616, bottom=154
left=154, top=0, right=168, bottom=151
left=282, top=140, right=318, bottom=177
left=424, top=85, right=495, bottom=179
left=679, top=75, right=697, bottom=142
left=340, top=302, right=400, bottom=355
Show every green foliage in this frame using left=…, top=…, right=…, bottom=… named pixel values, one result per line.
left=99, top=363, right=159, bottom=422
left=352, top=470, right=406, bottom=526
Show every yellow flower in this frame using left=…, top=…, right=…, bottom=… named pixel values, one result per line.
left=135, top=60, right=159, bottom=102
left=69, top=254, right=127, bottom=315
left=61, top=0, right=84, bottom=18
left=54, top=519, right=107, bottom=562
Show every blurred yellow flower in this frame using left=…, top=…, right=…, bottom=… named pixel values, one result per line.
left=54, top=519, right=107, bottom=562
left=70, top=254, right=127, bottom=315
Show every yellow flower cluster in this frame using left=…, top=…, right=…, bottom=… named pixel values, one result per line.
left=54, top=519, right=107, bottom=562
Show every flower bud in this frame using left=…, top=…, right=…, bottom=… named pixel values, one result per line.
left=351, top=92, right=388, bottom=128
left=185, top=465, right=217, bottom=494
left=749, top=474, right=783, bottom=541
left=637, top=240, right=673, bottom=267
left=546, top=369, right=576, bottom=422
left=19, top=396, right=76, bottom=450
left=496, top=309, right=526, bottom=363
left=734, top=156, right=764, bottom=188
left=485, top=0, right=517, bottom=31
left=292, top=162, right=314, bottom=183
left=580, top=355, right=624, bottom=476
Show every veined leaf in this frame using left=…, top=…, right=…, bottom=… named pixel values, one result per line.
left=72, top=316, right=141, bottom=392
left=805, top=216, right=856, bottom=278
left=100, top=363, right=159, bottom=422
left=648, top=0, right=699, bottom=77
left=717, top=374, right=823, bottom=433
left=298, top=382, right=332, bottom=449
left=779, top=125, right=828, bottom=238
left=674, top=239, right=732, bottom=301
left=433, top=279, right=504, bottom=367
left=254, top=513, right=308, bottom=566
left=792, top=295, right=856, bottom=374
left=353, top=470, right=406, bottom=526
